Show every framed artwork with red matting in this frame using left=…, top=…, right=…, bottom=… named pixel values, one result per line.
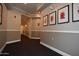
left=49, top=11, right=56, bottom=25
left=57, top=5, right=69, bottom=24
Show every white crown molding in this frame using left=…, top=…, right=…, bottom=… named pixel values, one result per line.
left=40, top=42, right=71, bottom=56
left=12, top=6, right=31, bottom=16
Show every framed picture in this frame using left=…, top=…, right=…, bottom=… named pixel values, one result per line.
left=49, top=11, right=56, bottom=25
left=57, top=5, right=69, bottom=24
left=0, top=3, right=3, bottom=25
left=72, top=3, right=79, bottom=22
left=43, top=15, right=48, bottom=26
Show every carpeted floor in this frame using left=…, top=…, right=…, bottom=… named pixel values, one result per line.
left=1, top=35, right=62, bottom=56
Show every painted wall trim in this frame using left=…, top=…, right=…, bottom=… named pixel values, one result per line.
left=41, top=30, right=79, bottom=33
left=31, top=30, right=40, bottom=31
left=0, top=29, right=20, bottom=31
left=0, top=29, right=7, bottom=31
left=40, top=42, right=71, bottom=56
left=6, top=39, right=21, bottom=44
left=23, top=33, right=40, bottom=39
left=0, top=44, right=6, bottom=53
left=6, top=29, right=20, bottom=31
left=30, top=37, right=40, bottom=39
left=31, top=30, right=79, bottom=33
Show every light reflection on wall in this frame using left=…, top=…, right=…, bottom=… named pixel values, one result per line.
left=20, top=25, right=24, bottom=34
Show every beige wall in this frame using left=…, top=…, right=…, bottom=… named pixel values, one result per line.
left=31, top=18, right=41, bottom=31
left=7, top=10, right=21, bottom=42
left=0, top=4, right=7, bottom=49
left=0, top=4, right=7, bottom=30
left=7, top=10, right=21, bottom=30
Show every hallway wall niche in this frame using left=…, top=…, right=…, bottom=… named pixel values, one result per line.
left=21, top=15, right=31, bottom=37
left=21, top=14, right=42, bottom=39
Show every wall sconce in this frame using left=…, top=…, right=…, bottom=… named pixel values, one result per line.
left=25, top=24, right=27, bottom=27
left=37, top=23, right=40, bottom=26
left=14, top=16, right=16, bottom=18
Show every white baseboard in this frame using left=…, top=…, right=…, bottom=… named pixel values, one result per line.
left=0, top=39, right=21, bottom=53
left=6, top=39, right=21, bottom=44
left=40, top=42, right=71, bottom=56
left=0, top=44, right=6, bottom=53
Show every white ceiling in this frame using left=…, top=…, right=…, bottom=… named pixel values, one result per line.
left=5, top=3, right=51, bottom=15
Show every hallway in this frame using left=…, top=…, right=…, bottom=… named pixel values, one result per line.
left=0, top=3, right=79, bottom=56
left=2, top=35, right=61, bottom=56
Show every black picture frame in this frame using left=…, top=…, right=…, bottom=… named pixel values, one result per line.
left=57, top=5, right=69, bottom=24
left=0, top=3, right=3, bottom=25
left=43, top=15, right=48, bottom=26
left=49, top=11, right=56, bottom=25
left=72, top=3, right=79, bottom=22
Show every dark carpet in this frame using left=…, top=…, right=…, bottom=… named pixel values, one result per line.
left=1, top=35, right=62, bottom=56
